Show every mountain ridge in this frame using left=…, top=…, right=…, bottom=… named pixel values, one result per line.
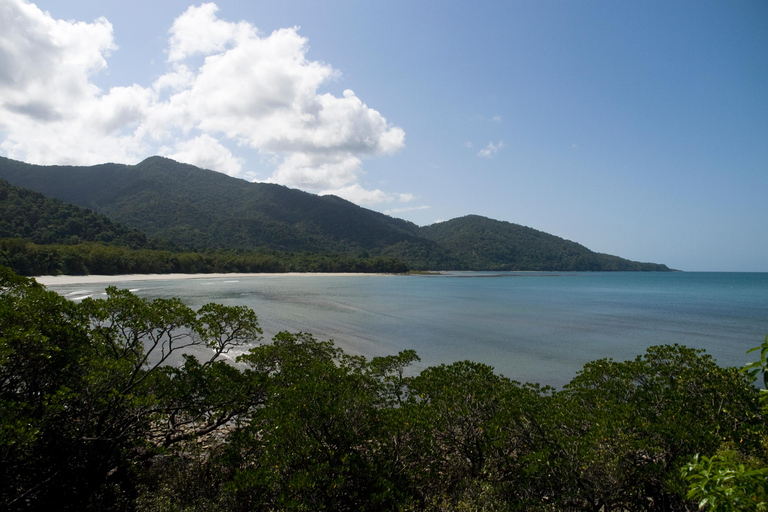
left=0, top=156, right=671, bottom=271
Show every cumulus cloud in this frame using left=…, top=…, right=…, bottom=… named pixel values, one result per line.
left=166, top=2, right=254, bottom=63
left=0, top=1, right=408, bottom=205
left=478, top=140, right=505, bottom=158
left=0, top=0, right=140, bottom=164
left=162, top=134, right=244, bottom=177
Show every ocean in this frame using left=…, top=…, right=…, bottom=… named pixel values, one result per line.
left=44, top=271, right=768, bottom=387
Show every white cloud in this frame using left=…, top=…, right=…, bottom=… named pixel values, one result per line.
left=478, top=140, right=505, bottom=158
left=319, top=183, right=416, bottom=207
left=321, top=183, right=392, bottom=206
left=269, top=152, right=362, bottom=190
left=163, top=134, right=244, bottom=177
left=166, top=3, right=255, bottom=63
left=491, top=115, right=502, bottom=122
left=0, top=0, right=138, bottom=164
left=464, top=141, right=474, bottom=149
left=384, top=205, right=430, bottom=215
left=0, top=0, right=408, bottom=205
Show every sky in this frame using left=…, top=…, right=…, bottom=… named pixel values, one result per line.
left=1, top=0, right=766, bottom=271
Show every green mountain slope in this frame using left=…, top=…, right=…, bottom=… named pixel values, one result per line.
left=0, top=156, right=455, bottom=266
left=419, top=215, right=670, bottom=271
left=0, top=177, right=149, bottom=247
left=0, top=176, right=410, bottom=276
left=0, top=156, right=670, bottom=271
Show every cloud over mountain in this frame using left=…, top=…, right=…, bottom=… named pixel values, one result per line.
left=0, top=1, right=407, bottom=205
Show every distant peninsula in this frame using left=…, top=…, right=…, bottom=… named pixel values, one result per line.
left=0, top=156, right=671, bottom=274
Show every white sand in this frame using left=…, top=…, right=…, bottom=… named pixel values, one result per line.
left=34, top=272, right=385, bottom=286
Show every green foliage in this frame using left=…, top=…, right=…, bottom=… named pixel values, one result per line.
left=1, top=265, right=762, bottom=512
left=682, top=335, right=768, bottom=511
left=229, top=332, right=397, bottom=511
left=745, top=334, right=768, bottom=412
left=684, top=453, right=768, bottom=511
left=0, top=239, right=409, bottom=276
left=370, top=348, right=420, bottom=406
left=0, top=267, right=266, bottom=511
left=396, top=361, right=545, bottom=511
left=0, top=178, right=152, bottom=248
left=552, top=344, right=764, bottom=511
left=0, top=267, right=92, bottom=509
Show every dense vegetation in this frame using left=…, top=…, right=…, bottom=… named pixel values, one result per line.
left=0, top=156, right=671, bottom=272
left=0, top=178, right=155, bottom=248
left=0, top=177, right=408, bottom=275
left=0, top=156, right=441, bottom=259
left=0, top=239, right=409, bottom=276
left=1, top=266, right=764, bottom=511
left=420, top=215, right=669, bottom=271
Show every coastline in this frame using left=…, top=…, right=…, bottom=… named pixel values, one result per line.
left=34, top=272, right=388, bottom=286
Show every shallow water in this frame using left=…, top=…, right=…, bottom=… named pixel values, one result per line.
left=45, top=271, right=768, bottom=387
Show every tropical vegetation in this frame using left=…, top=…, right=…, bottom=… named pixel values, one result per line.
left=1, top=266, right=764, bottom=511
left=0, top=177, right=408, bottom=275
left=0, top=238, right=409, bottom=276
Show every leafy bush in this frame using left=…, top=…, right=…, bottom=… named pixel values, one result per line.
left=682, top=335, right=768, bottom=511
left=1, top=266, right=763, bottom=511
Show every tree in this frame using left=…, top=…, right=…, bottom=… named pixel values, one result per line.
left=548, top=344, right=765, bottom=511
left=225, top=332, right=407, bottom=511
left=0, top=266, right=91, bottom=509
left=389, top=361, right=547, bottom=511
left=682, top=335, right=768, bottom=512
left=0, top=267, right=266, bottom=511
left=2, top=263, right=765, bottom=511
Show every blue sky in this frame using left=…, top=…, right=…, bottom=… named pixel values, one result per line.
left=1, top=1, right=766, bottom=271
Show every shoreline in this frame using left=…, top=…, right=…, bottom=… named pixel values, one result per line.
left=34, top=272, right=390, bottom=286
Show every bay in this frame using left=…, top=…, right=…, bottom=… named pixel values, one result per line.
left=44, top=271, right=768, bottom=387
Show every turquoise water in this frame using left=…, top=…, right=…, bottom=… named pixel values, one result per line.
left=46, top=272, right=768, bottom=387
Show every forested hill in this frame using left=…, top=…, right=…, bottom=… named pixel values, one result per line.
left=0, top=177, right=150, bottom=248
left=0, top=156, right=455, bottom=267
left=0, top=156, right=671, bottom=271
left=420, top=215, right=670, bottom=271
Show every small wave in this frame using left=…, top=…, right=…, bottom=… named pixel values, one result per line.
left=64, top=290, right=91, bottom=297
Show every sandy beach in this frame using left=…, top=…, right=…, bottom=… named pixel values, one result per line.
left=34, top=272, right=385, bottom=286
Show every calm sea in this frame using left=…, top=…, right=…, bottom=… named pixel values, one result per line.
left=45, top=272, right=768, bottom=387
